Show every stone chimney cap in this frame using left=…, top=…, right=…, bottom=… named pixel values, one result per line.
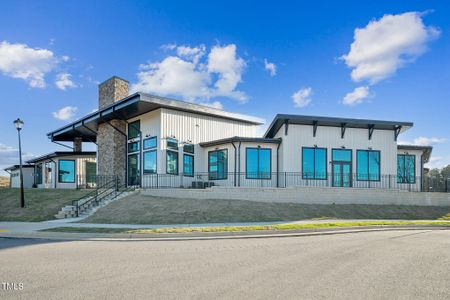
left=99, top=76, right=129, bottom=86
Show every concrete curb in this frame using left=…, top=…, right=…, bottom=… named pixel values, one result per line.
left=1, top=225, right=449, bottom=241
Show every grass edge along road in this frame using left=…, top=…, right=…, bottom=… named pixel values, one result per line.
left=41, top=220, right=450, bottom=234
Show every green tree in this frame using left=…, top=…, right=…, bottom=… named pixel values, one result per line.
left=441, top=165, right=450, bottom=179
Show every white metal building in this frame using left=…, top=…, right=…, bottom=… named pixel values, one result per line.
left=46, top=76, right=434, bottom=192
left=26, top=152, right=97, bottom=189
left=4, top=165, right=35, bottom=188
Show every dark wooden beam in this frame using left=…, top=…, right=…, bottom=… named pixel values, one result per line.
left=284, top=120, right=289, bottom=136
left=341, top=123, right=347, bottom=139
left=313, top=121, right=318, bottom=137
left=394, top=126, right=402, bottom=141
left=368, top=124, right=375, bottom=140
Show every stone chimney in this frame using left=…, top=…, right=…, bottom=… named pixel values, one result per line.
left=99, top=76, right=129, bottom=108
left=73, top=137, right=83, bottom=152
left=96, top=76, right=129, bottom=184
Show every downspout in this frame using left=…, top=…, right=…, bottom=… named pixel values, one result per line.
left=48, top=158, right=57, bottom=189
left=276, top=138, right=282, bottom=188
left=420, top=153, right=424, bottom=192
left=231, top=141, right=237, bottom=187
left=238, top=140, right=242, bottom=187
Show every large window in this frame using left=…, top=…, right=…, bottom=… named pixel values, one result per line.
left=143, top=137, right=157, bottom=150
left=167, top=138, right=178, bottom=150
left=208, top=149, right=228, bottom=180
left=397, top=154, right=416, bottom=184
left=183, top=154, right=194, bottom=177
left=128, top=141, right=140, bottom=153
left=36, top=164, right=43, bottom=185
left=166, top=150, right=179, bottom=175
left=246, top=147, right=271, bottom=179
left=302, top=147, right=327, bottom=179
left=58, top=160, right=75, bottom=183
left=127, top=120, right=140, bottom=140
left=128, top=154, right=140, bottom=185
left=85, top=161, right=96, bottom=184
left=143, top=151, right=157, bottom=174
left=183, top=143, right=194, bottom=154
left=357, top=150, right=380, bottom=181
left=143, top=136, right=157, bottom=174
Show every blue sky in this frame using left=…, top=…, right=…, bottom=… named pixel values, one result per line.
left=1, top=0, right=449, bottom=175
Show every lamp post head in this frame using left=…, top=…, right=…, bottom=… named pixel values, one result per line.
left=14, top=118, right=24, bottom=131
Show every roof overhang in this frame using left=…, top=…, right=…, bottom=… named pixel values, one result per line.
left=264, top=114, right=413, bottom=138
left=4, top=164, right=35, bottom=171
left=26, top=151, right=96, bottom=164
left=397, top=145, right=433, bottom=163
left=200, top=136, right=282, bottom=147
left=48, top=93, right=264, bottom=142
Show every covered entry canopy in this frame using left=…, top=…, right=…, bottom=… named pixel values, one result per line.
left=264, top=114, right=414, bottom=139
left=47, top=93, right=264, bottom=142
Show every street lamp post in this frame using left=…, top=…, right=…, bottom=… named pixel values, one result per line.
left=14, top=118, right=25, bottom=208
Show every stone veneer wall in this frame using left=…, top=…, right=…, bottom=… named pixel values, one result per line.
left=97, top=76, right=129, bottom=184
left=73, top=137, right=83, bottom=152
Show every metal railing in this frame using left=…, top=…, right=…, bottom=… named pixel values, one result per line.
left=137, top=172, right=450, bottom=193
left=72, top=175, right=123, bottom=217
left=76, top=174, right=117, bottom=189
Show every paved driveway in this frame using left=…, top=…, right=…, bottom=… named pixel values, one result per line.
left=1, top=229, right=450, bottom=299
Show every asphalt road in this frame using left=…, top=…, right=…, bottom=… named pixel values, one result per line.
left=1, top=229, right=450, bottom=299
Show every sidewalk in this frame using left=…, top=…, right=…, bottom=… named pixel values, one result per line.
left=1, top=219, right=450, bottom=240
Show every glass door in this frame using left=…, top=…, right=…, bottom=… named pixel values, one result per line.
left=128, top=154, right=140, bottom=186
left=332, top=149, right=352, bottom=187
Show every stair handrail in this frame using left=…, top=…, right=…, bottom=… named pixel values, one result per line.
left=72, top=176, right=119, bottom=217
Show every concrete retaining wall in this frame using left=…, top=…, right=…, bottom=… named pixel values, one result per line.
left=142, top=187, right=450, bottom=207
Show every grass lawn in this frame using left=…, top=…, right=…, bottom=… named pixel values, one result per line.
left=43, top=220, right=450, bottom=234
left=0, top=188, right=91, bottom=221
left=81, top=194, right=450, bottom=225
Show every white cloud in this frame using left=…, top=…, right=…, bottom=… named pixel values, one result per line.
left=55, top=73, right=77, bottom=90
left=161, top=43, right=177, bottom=50
left=52, top=106, right=78, bottom=121
left=0, top=143, right=35, bottom=176
left=292, top=87, right=312, bottom=108
left=400, top=136, right=447, bottom=146
left=342, top=86, right=371, bottom=105
left=132, top=56, right=211, bottom=100
left=131, top=44, right=247, bottom=103
left=199, top=101, right=223, bottom=110
left=425, top=156, right=450, bottom=170
left=342, top=12, right=440, bottom=84
left=207, top=44, right=247, bottom=102
left=0, top=41, right=59, bottom=88
left=176, top=45, right=206, bottom=64
left=264, top=59, right=277, bottom=76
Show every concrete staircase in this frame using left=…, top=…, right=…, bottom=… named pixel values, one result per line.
left=55, top=188, right=137, bottom=219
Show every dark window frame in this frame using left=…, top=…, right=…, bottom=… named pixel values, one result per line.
left=331, top=148, right=353, bottom=163
left=143, top=136, right=157, bottom=150
left=183, top=154, right=194, bottom=177
left=58, top=159, right=76, bottom=183
left=245, top=147, right=272, bottom=180
left=166, top=150, right=179, bottom=175
left=356, top=149, right=381, bottom=182
left=35, top=163, right=43, bottom=185
left=397, top=154, right=416, bottom=184
left=301, top=147, right=328, bottom=180
left=127, top=120, right=141, bottom=140
left=166, top=138, right=179, bottom=151
left=208, top=149, right=228, bottom=180
left=127, top=141, right=140, bottom=153
left=143, top=150, right=157, bottom=174
left=183, top=143, right=194, bottom=154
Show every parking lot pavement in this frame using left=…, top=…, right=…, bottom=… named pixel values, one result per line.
left=1, top=229, right=450, bottom=299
